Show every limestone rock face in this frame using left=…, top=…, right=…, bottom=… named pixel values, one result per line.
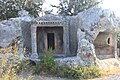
left=77, top=7, right=118, bottom=32
left=77, top=29, right=96, bottom=65
left=77, top=7, right=118, bottom=65
left=0, top=19, right=22, bottom=48
left=0, top=16, right=32, bottom=48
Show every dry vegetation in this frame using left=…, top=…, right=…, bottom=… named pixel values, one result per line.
left=0, top=47, right=120, bottom=80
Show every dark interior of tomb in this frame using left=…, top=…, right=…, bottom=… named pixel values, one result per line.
left=37, top=27, right=63, bottom=56
left=47, top=33, right=55, bottom=49
left=94, top=32, right=115, bottom=60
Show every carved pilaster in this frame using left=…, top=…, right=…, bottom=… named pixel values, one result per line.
left=31, top=25, right=38, bottom=59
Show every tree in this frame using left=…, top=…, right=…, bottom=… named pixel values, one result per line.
left=15, top=0, right=45, bottom=17
left=0, top=0, right=44, bottom=20
left=52, top=0, right=102, bottom=16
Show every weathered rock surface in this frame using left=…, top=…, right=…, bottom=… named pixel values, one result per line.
left=56, top=7, right=118, bottom=67
left=77, top=7, right=118, bottom=31
left=0, top=16, right=32, bottom=48
left=76, top=7, right=118, bottom=65
left=55, top=56, right=83, bottom=67
left=0, top=18, right=22, bottom=48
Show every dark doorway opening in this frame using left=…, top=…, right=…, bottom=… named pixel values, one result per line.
left=37, top=27, right=63, bottom=55
left=108, top=38, right=110, bottom=44
left=47, top=33, right=55, bottom=50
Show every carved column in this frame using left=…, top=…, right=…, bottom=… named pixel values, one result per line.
left=31, top=25, right=38, bottom=59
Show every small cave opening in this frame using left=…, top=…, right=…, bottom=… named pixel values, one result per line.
left=94, top=32, right=114, bottom=59
left=107, top=38, right=110, bottom=45
left=81, top=28, right=85, bottom=32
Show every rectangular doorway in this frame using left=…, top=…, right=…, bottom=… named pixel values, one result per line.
left=37, top=27, right=63, bottom=55
left=47, top=33, right=55, bottom=50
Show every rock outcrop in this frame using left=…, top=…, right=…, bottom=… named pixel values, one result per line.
left=56, top=7, right=119, bottom=67
left=77, top=7, right=118, bottom=31
left=77, top=7, right=118, bottom=65
left=0, top=10, right=32, bottom=48
left=0, top=18, right=22, bottom=48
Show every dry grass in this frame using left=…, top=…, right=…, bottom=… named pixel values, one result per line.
left=101, top=67, right=120, bottom=76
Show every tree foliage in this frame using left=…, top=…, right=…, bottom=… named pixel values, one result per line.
left=52, top=0, right=102, bottom=16
left=0, top=0, right=44, bottom=20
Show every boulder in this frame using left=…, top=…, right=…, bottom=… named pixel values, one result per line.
left=0, top=16, right=32, bottom=48
left=77, top=7, right=118, bottom=32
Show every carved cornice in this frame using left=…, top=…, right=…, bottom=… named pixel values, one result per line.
left=32, top=21, right=65, bottom=27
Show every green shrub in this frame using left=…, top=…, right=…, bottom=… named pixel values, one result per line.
left=42, top=48, right=55, bottom=73
left=33, top=48, right=101, bottom=79
left=15, top=60, right=32, bottom=73
left=65, top=65, right=101, bottom=79
left=33, top=48, right=56, bottom=75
